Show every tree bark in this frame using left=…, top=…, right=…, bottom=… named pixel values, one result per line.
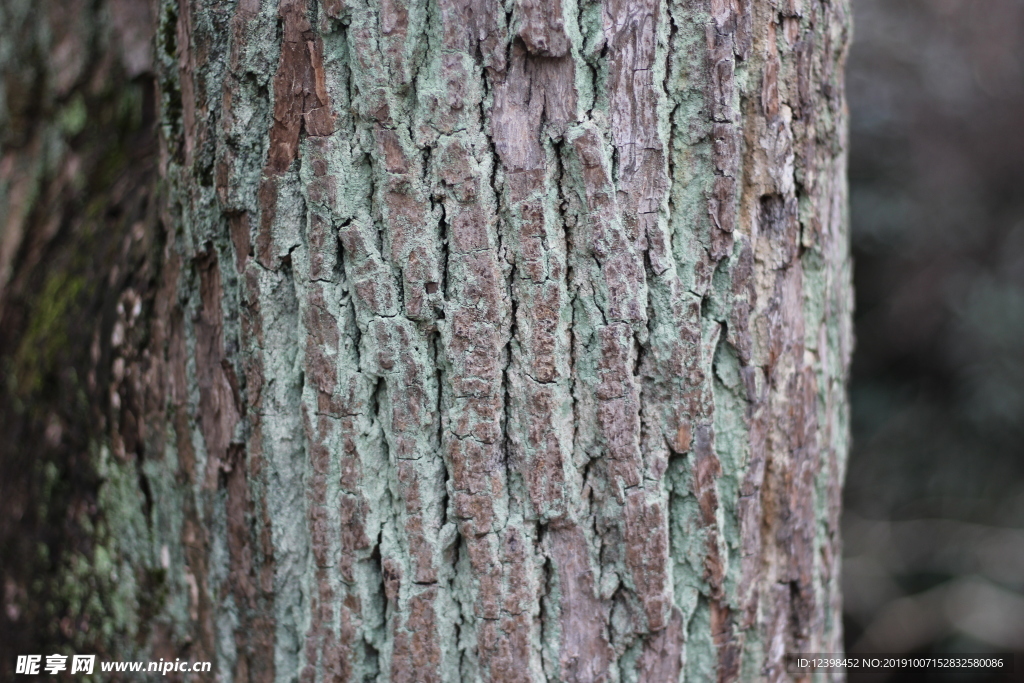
left=1, top=0, right=852, bottom=680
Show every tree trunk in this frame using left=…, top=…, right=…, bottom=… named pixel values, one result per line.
left=1, top=0, right=852, bottom=680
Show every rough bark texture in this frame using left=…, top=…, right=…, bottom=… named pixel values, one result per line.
left=1, top=0, right=852, bottom=680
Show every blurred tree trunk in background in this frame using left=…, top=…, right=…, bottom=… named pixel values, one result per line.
left=0, top=0, right=852, bottom=680
left=0, top=0, right=162, bottom=672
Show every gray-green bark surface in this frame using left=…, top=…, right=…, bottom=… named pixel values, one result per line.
left=1, top=0, right=852, bottom=680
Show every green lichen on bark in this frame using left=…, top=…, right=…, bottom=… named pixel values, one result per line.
left=148, top=0, right=852, bottom=680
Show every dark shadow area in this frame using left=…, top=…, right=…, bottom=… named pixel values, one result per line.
left=844, top=0, right=1024, bottom=680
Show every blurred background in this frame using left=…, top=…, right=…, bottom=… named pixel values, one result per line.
left=843, top=0, right=1024, bottom=679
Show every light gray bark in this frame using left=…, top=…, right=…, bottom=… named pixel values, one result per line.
left=1, top=0, right=852, bottom=680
